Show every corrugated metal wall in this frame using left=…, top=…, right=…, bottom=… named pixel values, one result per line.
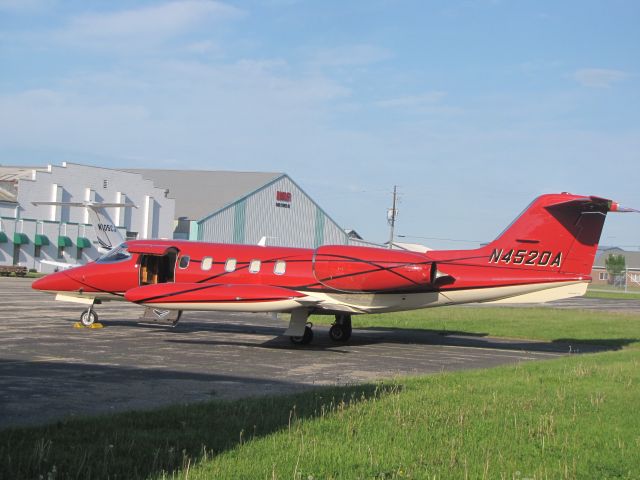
left=197, top=176, right=348, bottom=248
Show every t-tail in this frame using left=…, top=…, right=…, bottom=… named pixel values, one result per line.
left=32, top=201, right=136, bottom=251
left=480, top=193, right=637, bottom=278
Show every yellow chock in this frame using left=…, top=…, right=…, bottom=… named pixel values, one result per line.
left=73, top=322, right=104, bottom=329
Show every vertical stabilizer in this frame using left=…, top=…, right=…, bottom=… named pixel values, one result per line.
left=32, top=201, right=135, bottom=251
left=485, top=193, right=613, bottom=276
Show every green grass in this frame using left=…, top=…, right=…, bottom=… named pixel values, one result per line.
left=313, top=307, right=640, bottom=347
left=2, top=307, right=640, bottom=479
left=585, top=290, right=640, bottom=300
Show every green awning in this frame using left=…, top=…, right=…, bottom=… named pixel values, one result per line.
left=0, top=232, right=7, bottom=243
left=57, top=236, right=72, bottom=247
left=13, top=232, right=29, bottom=245
left=34, top=234, right=50, bottom=246
left=76, top=237, right=91, bottom=249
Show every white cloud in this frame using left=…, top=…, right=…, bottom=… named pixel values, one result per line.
left=573, top=68, right=629, bottom=88
left=60, top=1, right=242, bottom=46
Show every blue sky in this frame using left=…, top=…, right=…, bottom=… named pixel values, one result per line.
left=1, top=0, right=639, bottom=248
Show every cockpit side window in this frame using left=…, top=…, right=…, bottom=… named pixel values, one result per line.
left=97, top=243, right=132, bottom=263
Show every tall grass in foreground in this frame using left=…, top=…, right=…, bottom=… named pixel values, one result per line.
left=1, top=307, right=639, bottom=479
left=174, top=350, right=640, bottom=479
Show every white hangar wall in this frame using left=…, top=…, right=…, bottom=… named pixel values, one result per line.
left=197, top=175, right=348, bottom=248
left=0, top=163, right=175, bottom=271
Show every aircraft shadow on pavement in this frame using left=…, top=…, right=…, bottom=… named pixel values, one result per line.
left=61, top=317, right=630, bottom=354
left=153, top=321, right=624, bottom=354
left=0, top=357, right=396, bottom=480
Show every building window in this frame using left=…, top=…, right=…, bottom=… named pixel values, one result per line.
left=249, top=259, right=261, bottom=273
left=631, top=273, right=640, bottom=282
left=598, top=272, right=608, bottom=281
left=274, top=260, right=286, bottom=275
left=201, top=257, right=213, bottom=271
left=34, top=245, right=41, bottom=258
left=76, top=248, right=83, bottom=261
left=57, top=246, right=65, bottom=259
left=179, top=255, right=190, bottom=269
left=225, top=258, right=237, bottom=272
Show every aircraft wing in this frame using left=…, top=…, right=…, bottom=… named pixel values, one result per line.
left=124, top=282, right=319, bottom=312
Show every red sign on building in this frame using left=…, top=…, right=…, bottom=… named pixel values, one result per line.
left=276, top=191, right=292, bottom=208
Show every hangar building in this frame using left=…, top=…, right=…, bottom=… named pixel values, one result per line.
left=129, top=169, right=350, bottom=248
left=0, top=163, right=175, bottom=271
left=0, top=163, right=351, bottom=271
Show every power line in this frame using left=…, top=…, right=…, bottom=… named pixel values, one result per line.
left=398, top=234, right=486, bottom=244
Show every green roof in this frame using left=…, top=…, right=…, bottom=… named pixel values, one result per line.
left=34, top=234, right=50, bottom=246
left=13, top=232, right=29, bottom=245
left=57, top=236, right=72, bottom=247
left=76, top=237, right=91, bottom=248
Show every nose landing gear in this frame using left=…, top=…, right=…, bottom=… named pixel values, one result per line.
left=80, top=307, right=98, bottom=327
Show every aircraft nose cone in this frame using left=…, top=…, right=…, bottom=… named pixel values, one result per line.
left=32, top=271, right=81, bottom=292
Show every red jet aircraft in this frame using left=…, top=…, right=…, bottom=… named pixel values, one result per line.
left=32, top=193, right=636, bottom=344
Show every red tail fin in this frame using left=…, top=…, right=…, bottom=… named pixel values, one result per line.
left=485, top=193, right=612, bottom=276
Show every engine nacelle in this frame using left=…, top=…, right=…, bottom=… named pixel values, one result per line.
left=313, top=245, right=433, bottom=293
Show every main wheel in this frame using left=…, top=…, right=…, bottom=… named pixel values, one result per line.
left=290, top=325, right=314, bottom=345
left=329, top=323, right=351, bottom=342
left=80, top=310, right=98, bottom=327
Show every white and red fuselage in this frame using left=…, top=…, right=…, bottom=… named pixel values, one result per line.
left=33, top=193, right=627, bottom=319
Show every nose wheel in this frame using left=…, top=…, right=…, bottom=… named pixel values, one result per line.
left=80, top=308, right=98, bottom=327
left=329, top=314, right=352, bottom=342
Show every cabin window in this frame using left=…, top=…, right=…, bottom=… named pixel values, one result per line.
left=179, top=255, right=190, bottom=269
left=201, top=257, right=213, bottom=271
left=249, top=259, right=261, bottom=273
left=274, top=260, right=286, bottom=275
left=225, top=258, right=237, bottom=272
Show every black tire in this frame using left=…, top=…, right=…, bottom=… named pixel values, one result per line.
left=80, top=310, right=98, bottom=327
left=329, top=323, right=350, bottom=342
left=290, top=325, right=314, bottom=345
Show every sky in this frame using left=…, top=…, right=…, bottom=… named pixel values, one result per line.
left=1, top=0, right=639, bottom=249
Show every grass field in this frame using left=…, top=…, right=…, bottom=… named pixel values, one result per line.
left=1, top=307, right=639, bottom=479
left=585, top=289, right=640, bottom=300
left=314, top=306, right=640, bottom=347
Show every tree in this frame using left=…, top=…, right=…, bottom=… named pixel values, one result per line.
left=605, top=254, right=626, bottom=287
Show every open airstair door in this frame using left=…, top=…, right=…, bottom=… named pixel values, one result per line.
left=129, top=243, right=182, bottom=325
left=128, top=244, right=179, bottom=286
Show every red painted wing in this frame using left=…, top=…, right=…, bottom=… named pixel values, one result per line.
left=125, top=282, right=305, bottom=304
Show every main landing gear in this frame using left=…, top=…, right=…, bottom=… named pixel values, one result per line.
left=290, top=322, right=314, bottom=345
left=287, top=312, right=353, bottom=346
left=329, top=314, right=352, bottom=342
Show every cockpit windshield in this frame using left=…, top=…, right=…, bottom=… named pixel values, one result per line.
left=97, top=243, right=132, bottom=263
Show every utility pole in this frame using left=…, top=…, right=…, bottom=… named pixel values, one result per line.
left=387, top=185, right=398, bottom=249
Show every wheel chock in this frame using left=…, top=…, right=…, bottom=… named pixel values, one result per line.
left=73, top=322, right=104, bottom=329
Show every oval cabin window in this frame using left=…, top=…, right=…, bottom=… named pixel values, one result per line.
left=249, top=259, right=261, bottom=273
left=274, top=260, right=286, bottom=275
left=201, top=257, right=213, bottom=271
left=225, top=258, right=237, bottom=272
